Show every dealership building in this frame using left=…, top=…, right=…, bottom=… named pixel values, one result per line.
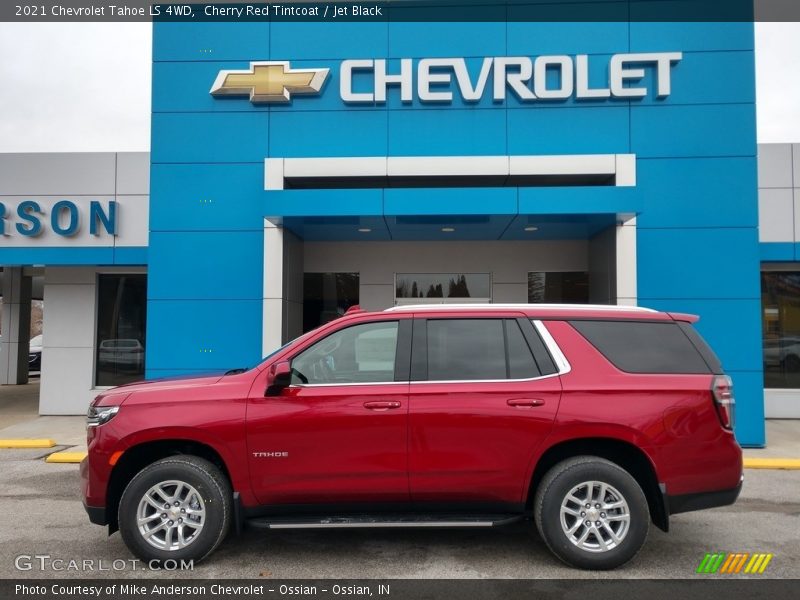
left=1, top=14, right=796, bottom=447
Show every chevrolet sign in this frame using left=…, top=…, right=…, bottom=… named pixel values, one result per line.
left=211, top=53, right=682, bottom=105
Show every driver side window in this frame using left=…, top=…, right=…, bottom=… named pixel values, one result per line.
left=290, top=321, right=399, bottom=385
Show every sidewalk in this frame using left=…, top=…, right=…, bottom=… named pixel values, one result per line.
left=0, top=414, right=86, bottom=448
left=0, top=382, right=86, bottom=459
left=0, top=380, right=40, bottom=429
left=742, top=419, right=800, bottom=467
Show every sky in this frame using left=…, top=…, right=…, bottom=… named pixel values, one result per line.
left=0, top=22, right=798, bottom=152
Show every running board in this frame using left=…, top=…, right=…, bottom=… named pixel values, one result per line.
left=246, top=513, right=523, bottom=530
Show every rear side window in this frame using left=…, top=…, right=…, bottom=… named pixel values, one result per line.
left=569, top=320, right=714, bottom=374
left=424, top=319, right=544, bottom=381
left=427, top=319, right=506, bottom=380
left=506, top=320, right=540, bottom=379
left=677, top=322, right=723, bottom=374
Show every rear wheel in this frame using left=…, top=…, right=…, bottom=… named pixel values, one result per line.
left=118, top=455, right=231, bottom=565
left=534, top=456, right=649, bottom=570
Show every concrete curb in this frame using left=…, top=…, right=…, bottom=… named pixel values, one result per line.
left=0, top=439, right=56, bottom=449
left=45, top=451, right=87, bottom=464
left=743, top=458, right=800, bottom=470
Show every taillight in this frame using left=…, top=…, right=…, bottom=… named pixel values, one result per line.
left=712, top=375, right=735, bottom=430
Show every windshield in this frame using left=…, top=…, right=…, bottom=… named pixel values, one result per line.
left=240, top=329, right=319, bottom=373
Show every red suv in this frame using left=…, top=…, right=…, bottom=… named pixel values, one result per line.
left=81, top=304, right=742, bottom=570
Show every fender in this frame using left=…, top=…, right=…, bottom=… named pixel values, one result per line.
left=116, top=424, right=256, bottom=506
left=520, top=423, right=661, bottom=502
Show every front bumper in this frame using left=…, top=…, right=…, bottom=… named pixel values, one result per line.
left=667, top=479, right=743, bottom=515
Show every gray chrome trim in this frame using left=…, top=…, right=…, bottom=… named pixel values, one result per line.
left=268, top=521, right=495, bottom=529
left=293, top=374, right=562, bottom=388
left=384, top=303, right=656, bottom=313
left=409, top=372, right=561, bottom=385
left=533, top=320, right=572, bottom=375
left=291, top=381, right=407, bottom=389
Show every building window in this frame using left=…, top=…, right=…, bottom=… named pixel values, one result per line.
left=96, top=274, right=147, bottom=386
left=303, top=272, right=359, bottom=332
left=762, top=271, right=800, bottom=388
left=395, top=273, right=491, bottom=304
left=528, top=272, right=590, bottom=303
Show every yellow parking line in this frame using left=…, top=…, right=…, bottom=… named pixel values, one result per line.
left=45, top=451, right=87, bottom=464
left=743, top=458, right=800, bottom=470
left=0, top=439, right=56, bottom=449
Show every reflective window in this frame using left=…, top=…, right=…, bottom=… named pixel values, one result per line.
left=303, top=272, right=359, bottom=333
left=426, top=319, right=541, bottom=381
left=396, top=273, right=490, bottom=300
left=570, top=320, right=712, bottom=374
left=96, top=274, right=147, bottom=386
left=291, top=321, right=399, bottom=385
left=506, top=320, right=540, bottom=379
left=762, top=271, right=800, bottom=388
left=528, top=272, right=590, bottom=303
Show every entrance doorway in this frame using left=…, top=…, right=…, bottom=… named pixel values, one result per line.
left=271, top=231, right=635, bottom=347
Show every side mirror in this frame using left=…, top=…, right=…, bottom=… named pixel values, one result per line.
left=265, top=360, right=292, bottom=396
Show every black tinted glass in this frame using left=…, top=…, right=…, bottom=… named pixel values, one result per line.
left=506, top=320, right=540, bottom=379
left=95, top=274, right=147, bottom=386
left=570, top=320, right=712, bottom=374
left=427, top=319, right=505, bottom=380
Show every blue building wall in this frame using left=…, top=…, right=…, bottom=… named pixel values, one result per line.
left=149, top=12, right=763, bottom=444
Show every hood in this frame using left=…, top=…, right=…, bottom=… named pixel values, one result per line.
left=94, top=372, right=228, bottom=405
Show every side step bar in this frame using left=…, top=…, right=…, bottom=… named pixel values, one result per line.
left=247, top=513, right=523, bottom=530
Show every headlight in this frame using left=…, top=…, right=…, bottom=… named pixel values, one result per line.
left=87, top=405, right=119, bottom=427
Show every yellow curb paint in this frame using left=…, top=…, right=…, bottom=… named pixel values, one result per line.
left=743, top=458, right=800, bottom=470
left=0, top=439, right=56, bottom=449
left=45, top=451, right=87, bottom=464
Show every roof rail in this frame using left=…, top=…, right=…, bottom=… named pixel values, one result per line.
left=384, top=303, right=656, bottom=313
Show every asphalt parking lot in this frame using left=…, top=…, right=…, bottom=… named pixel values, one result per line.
left=0, top=449, right=798, bottom=580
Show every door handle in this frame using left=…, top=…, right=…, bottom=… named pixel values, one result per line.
left=363, top=401, right=402, bottom=411
left=507, top=398, right=545, bottom=408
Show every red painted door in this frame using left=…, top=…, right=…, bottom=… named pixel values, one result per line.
left=408, top=317, right=562, bottom=504
left=246, top=319, right=411, bottom=505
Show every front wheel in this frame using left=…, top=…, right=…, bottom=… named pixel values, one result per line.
left=534, top=456, right=649, bottom=570
left=118, top=455, right=231, bottom=565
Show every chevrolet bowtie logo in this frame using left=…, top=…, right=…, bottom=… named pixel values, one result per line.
left=210, top=61, right=329, bottom=104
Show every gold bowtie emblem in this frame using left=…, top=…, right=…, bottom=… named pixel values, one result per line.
left=210, top=61, right=329, bottom=104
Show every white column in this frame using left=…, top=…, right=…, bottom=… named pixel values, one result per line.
left=38, top=267, right=97, bottom=415
left=616, top=216, right=638, bottom=306
left=0, top=268, right=32, bottom=384
left=263, top=220, right=285, bottom=357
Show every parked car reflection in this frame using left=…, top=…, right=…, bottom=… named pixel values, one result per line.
left=764, top=336, right=800, bottom=371
left=97, top=339, right=144, bottom=371
left=28, top=334, right=43, bottom=372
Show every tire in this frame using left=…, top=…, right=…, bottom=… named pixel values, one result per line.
left=534, top=456, right=649, bottom=570
left=118, top=455, right=231, bottom=565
